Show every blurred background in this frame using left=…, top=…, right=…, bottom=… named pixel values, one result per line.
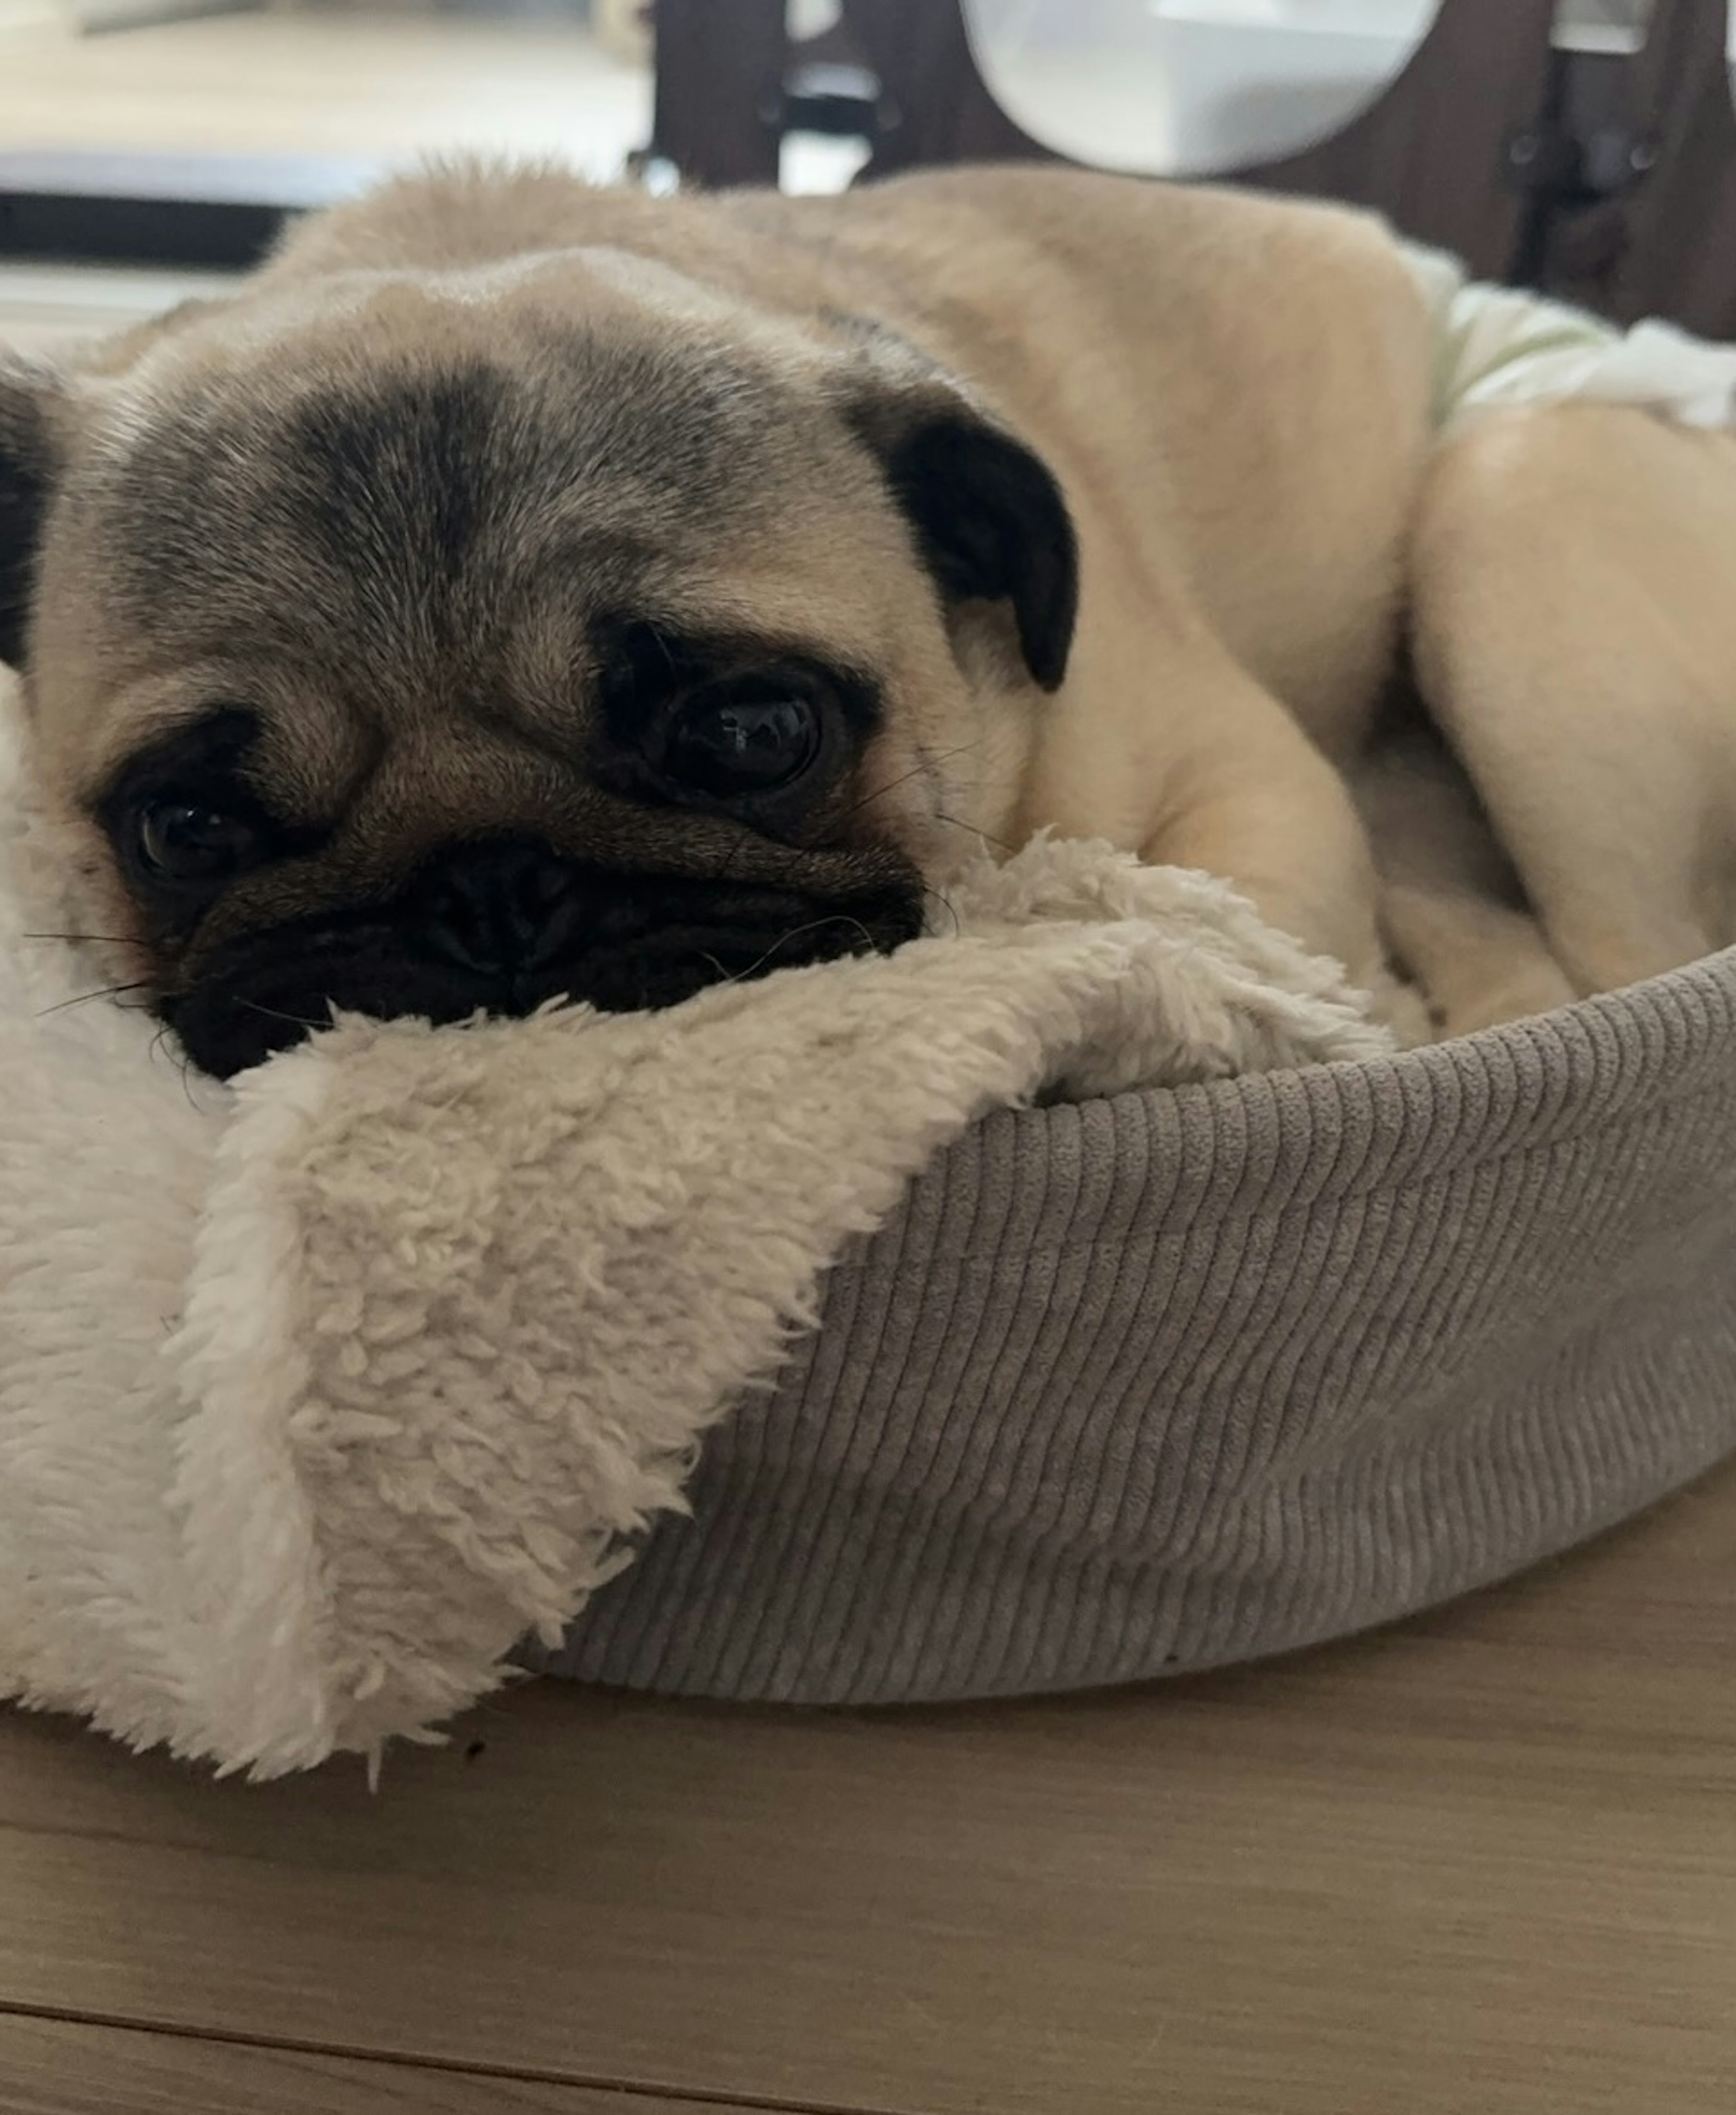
left=0, top=2, right=1694, bottom=186
left=0, top=2, right=1731, bottom=349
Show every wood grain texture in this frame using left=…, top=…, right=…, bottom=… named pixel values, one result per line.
left=0, top=2015, right=722, bottom=2115
left=2, top=1461, right=1735, bottom=2115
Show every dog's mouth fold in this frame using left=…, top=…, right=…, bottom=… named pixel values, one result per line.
left=156, top=854, right=926, bottom=1079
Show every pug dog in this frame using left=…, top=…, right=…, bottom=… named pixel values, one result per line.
left=3, top=161, right=1731, bottom=1076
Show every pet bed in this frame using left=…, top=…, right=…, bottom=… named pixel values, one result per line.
left=532, top=947, right=1736, bottom=1704
left=4, top=700, right=1735, bottom=1774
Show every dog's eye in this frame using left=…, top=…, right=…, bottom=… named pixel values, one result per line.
left=663, top=685, right=823, bottom=801
left=134, top=798, right=260, bottom=884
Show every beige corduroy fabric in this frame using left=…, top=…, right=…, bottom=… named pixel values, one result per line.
left=530, top=946, right=1736, bottom=1703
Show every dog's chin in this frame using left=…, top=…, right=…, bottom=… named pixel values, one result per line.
left=159, top=895, right=926, bottom=1081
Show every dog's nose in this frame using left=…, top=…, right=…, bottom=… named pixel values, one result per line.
left=419, top=840, right=579, bottom=975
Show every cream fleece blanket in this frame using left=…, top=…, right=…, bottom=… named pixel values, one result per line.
left=0, top=712, right=1385, bottom=1776
left=1404, top=243, right=1736, bottom=433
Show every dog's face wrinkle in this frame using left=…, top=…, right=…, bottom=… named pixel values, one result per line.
left=592, top=616, right=884, bottom=743
left=96, top=333, right=809, bottom=680
left=283, top=366, right=495, bottom=591
left=94, top=706, right=267, bottom=825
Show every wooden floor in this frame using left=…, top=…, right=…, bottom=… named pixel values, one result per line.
left=4, top=1455, right=1734, bottom=2114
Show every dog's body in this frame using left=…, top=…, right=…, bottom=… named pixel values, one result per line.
left=3, top=162, right=1734, bottom=1073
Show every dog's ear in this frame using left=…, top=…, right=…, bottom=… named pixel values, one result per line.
left=0, top=360, right=64, bottom=672
left=839, top=345, right=1079, bottom=693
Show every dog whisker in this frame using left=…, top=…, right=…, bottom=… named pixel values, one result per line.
left=147, top=1022, right=207, bottom=1107
left=775, top=914, right=878, bottom=970
left=700, top=914, right=881, bottom=989
left=836, top=740, right=988, bottom=826
left=931, top=810, right=1017, bottom=857
left=35, top=980, right=153, bottom=1017
left=708, top=826, right=753, bottom=893
left=233, top=996, right=324, bottom=1031
left=920, top=885, right=963, bottom=939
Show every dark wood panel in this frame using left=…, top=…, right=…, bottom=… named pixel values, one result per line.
left=649, top=0, right=786, bottom=189
left=1232, top=0, right=1556, bottom=281
left=1543, top=0, right=1736, bottom=336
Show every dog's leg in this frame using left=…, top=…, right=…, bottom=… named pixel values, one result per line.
left=1142, top=741, right=1380, bottom=983
left=1019, top=629, right=1419, bottom=1034
left=1354, top=729, right=1580, bottom=1037
left=1409, top=403, right=1736, bottom=999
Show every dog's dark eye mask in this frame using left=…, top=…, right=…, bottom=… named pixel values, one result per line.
left=95, top=619, right=884, bottom=923
left=589, top=619, right=883, bottom=828
left=91, top=678, right=925, bottom=1081
left=97, top=709, right=323, bottom=936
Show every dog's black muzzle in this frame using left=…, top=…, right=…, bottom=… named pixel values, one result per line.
left=160, top=838, right=926, bottom=1079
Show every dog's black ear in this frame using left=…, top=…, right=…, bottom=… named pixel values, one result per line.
left=0, top=362, right=62, bottom=672
left=842, top=357, right=1079, bottom=693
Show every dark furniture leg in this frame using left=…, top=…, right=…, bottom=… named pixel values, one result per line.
left=1231, top=0, right=1558, bottom=281
left=1540, top=0, right=1736, bottom=335
left=647, top=0, right=787, bottom=189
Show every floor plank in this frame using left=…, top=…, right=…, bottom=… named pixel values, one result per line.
left=3, top=1459, right=1734, bottom=2115
left=0, top=2013, right=731, bottom=2115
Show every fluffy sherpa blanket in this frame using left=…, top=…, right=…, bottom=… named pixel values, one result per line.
left=0, top=711, right=1386, bottom=1776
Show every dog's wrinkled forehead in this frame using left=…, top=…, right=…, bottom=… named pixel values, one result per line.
left=51, top=262, right=867, bottom=710
left=68, top=274, right=860, bottom=700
